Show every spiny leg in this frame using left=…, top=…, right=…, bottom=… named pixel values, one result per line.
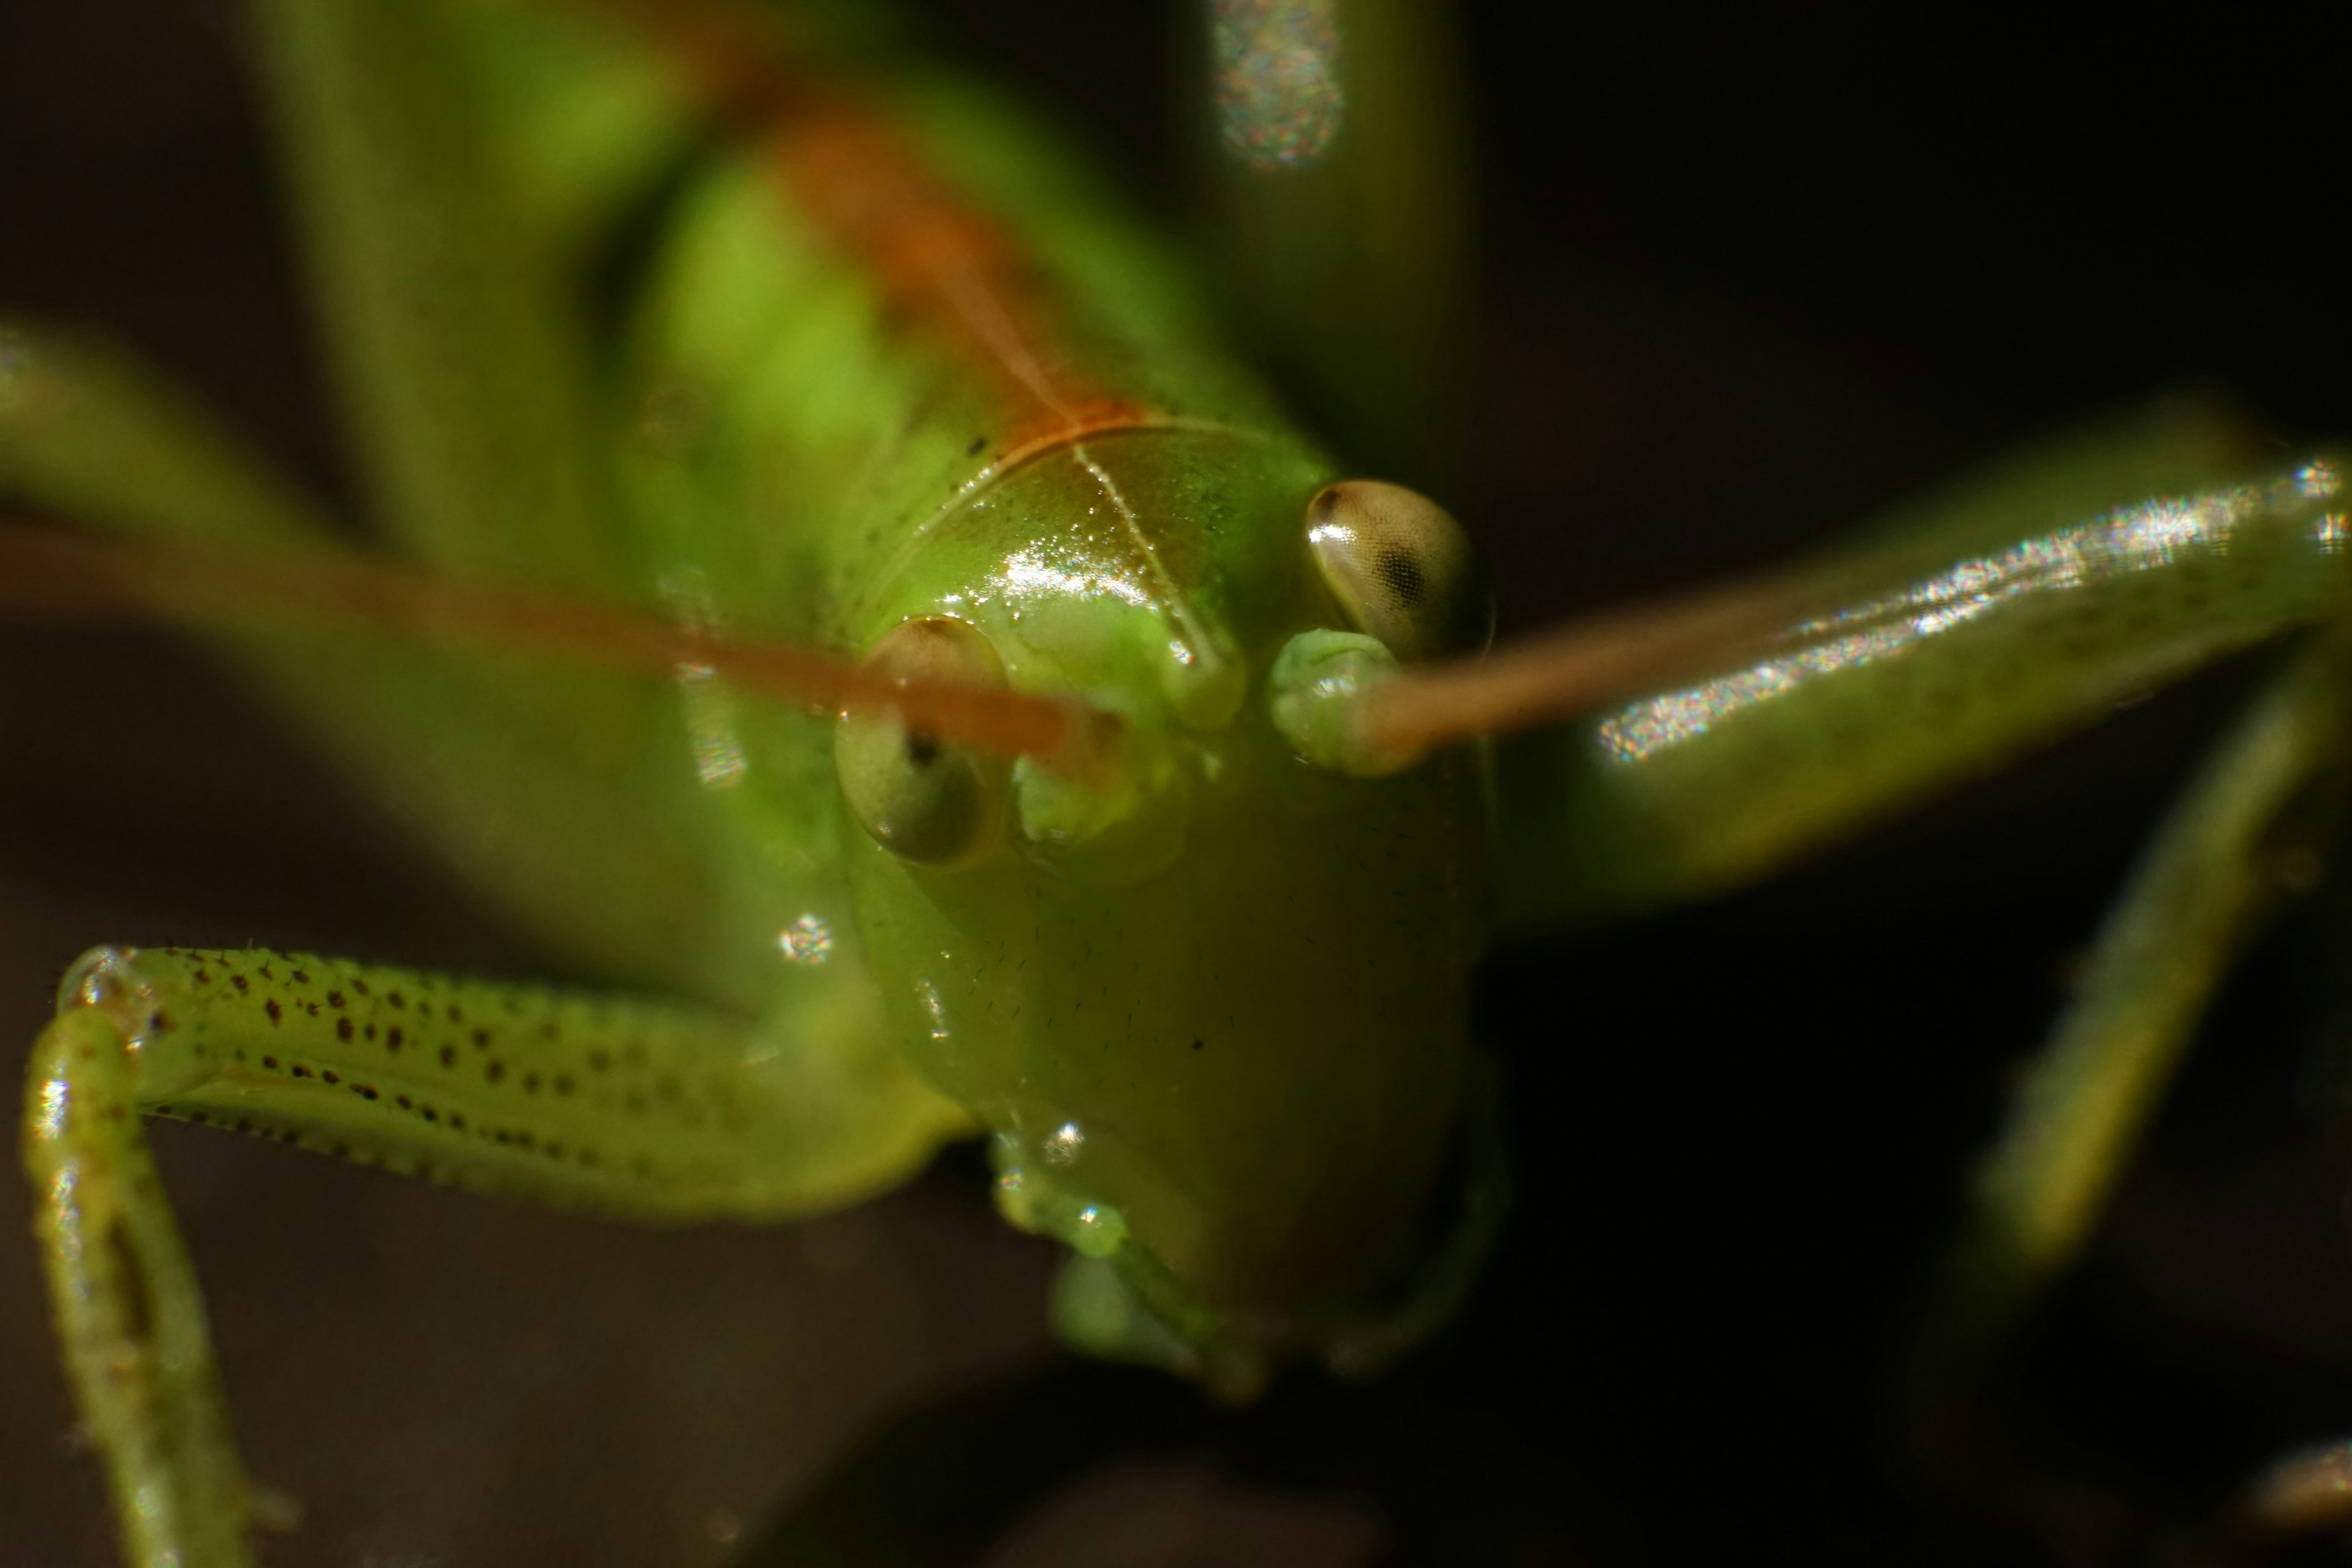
left=1900, top=639, right=2352, bottom=1480
left=24, top=943, right=967, bottom=1567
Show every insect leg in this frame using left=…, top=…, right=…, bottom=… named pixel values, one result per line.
left=1200, top=0, right=1474, bottom=484
left=243, top=0, right=635, bottom=591
left=1494, top=405, right=2352, bottom=930
left=24, top=993, right=257, bottom=1568
left=1902, top=639, right=2352, bottom=1460
left=23, top=941, right=970, bottom=1567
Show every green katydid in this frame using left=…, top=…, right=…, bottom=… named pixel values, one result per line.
left=6, top=0, right=2352, bottom=1562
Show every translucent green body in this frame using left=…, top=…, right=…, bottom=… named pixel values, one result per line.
left=9, top=1, right=2352, bottom=1562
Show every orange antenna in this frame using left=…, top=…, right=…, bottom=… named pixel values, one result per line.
left=1351, top=567, right=1841, bottom=765
left=0, top=521, right=1125, bottom=785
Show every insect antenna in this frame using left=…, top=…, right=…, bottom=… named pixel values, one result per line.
left=0, top=520, right=1125, bottom=784
left=1350, top=566, right=1850, bottom=766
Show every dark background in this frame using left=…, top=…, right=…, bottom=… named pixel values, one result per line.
left=6, top=1, right=2352, bottom=1562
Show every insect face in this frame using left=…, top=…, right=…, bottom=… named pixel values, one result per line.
left=832, top=431, right=1489, bottom=1335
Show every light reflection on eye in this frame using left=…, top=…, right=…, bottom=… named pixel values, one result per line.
left=1596, top=472, right=2331, bottom=765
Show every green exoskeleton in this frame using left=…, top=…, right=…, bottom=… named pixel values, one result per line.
left=6, top=0, right=2352, bottom=1561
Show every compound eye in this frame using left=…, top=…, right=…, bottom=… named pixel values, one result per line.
left=835, top=616, right=1011, bottom=866
left=1305, top=481, right=1483, bottom=660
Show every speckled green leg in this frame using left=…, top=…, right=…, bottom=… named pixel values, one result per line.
left=1902, top=640, right=2352, bottom=1461
left=25, top=993, right=254, bottom=1568
left=24, top=942, right=968, bottom=1568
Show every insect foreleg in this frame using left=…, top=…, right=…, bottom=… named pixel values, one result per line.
left=1902, top=639, right=2352, bottom=1469
left=24, top=995, right=257, bottom=1568
left=1495, top=407, right=2352, bottom=930
left=23, top=942, right=971, bottom=1567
